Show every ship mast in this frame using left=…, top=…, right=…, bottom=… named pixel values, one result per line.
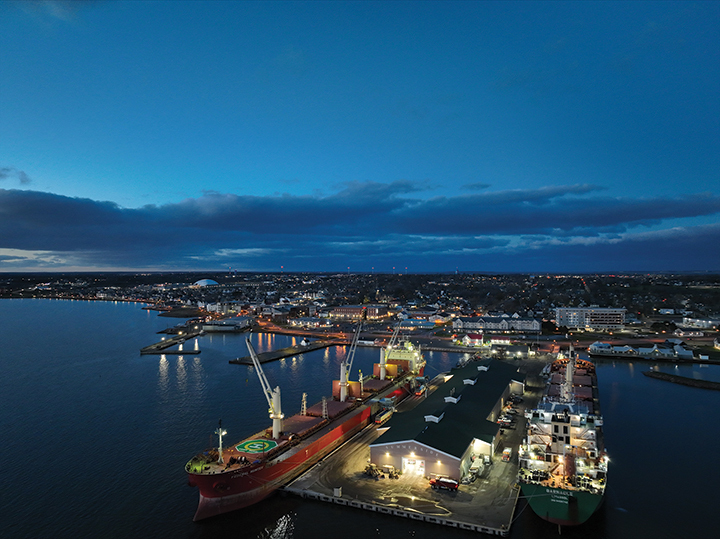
left=246, top=338, right=284, bottom=439
left=339, top=321, right=362, bottom=402
left=561, top=344, right=575, bottom=402
left=215, top=420, right=227, bottom=464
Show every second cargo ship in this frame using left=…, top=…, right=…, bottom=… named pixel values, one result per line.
left=185, top=330, right=424, bottom=521
left=518, top=350, right=608, bottom=526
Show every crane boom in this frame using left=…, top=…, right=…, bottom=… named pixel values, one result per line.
left=384, top=322, right=402, bottom=360
left=346, top=321, right=362, bottom=375
left=379, top=322, right=402, bottom=381
left=339, top=321, right=362, bottom=402
left=246, top=338, right=284, bottom=438
left=247, top=338, right=274, bottom=410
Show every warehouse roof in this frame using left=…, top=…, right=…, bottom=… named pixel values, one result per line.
left=371, top=358, right=524, bottom=458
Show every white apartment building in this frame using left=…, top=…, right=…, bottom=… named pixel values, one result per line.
left=555, top=306, right=626, bottom=331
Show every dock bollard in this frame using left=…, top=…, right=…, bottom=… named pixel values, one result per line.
left=334, top=487, right=342, bottom=497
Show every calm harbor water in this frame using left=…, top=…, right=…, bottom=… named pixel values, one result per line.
left=1, top=299, right=717, bottom=539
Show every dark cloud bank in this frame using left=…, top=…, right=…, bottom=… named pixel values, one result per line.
left=1, top=183, right=718, bottom=272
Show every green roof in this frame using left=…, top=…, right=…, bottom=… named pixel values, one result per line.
left=371, top=359, right=524, bottom=458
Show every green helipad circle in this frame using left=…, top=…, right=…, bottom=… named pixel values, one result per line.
left=236, top=439, right=278, bottom=453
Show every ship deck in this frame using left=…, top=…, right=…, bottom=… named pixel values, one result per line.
left=519, top=466, right=603, bottom=493
left=188, top=373, right=414, bottom=477
left=187, top=404, right=365, bottom=476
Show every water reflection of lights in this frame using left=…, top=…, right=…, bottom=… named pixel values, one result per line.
left=289, top=357, right=300, bottom=376
left=191, top=356, right=206, bottom=391
left=158, top=356, right=169, bottom=394
left=265, top=513, right=295, bottom=537
left=177, top=356, right=187, bottom=391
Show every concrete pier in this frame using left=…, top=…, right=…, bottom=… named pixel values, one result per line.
left=282, top=421, right=520, bottom=535
left=229, top=340, right=340, bottom=365
left=140, top=331, right=203, bottom=355
left=277, top=365, right=547, bottom=535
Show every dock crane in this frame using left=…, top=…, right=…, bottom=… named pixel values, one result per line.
left=339, top=321, right=363, bottom=402
left=380, top=322, right=402, bottom=381
left=246, top=338, right=284, bottom=439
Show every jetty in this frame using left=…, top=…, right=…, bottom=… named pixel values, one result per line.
left=140, top=331, right=203, bottom=355
left=642, top=370, right=720, bottom=391
left=230, top=340, right=339, bottom=365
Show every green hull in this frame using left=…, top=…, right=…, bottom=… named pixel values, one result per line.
left=521, top=483, right=604, bottom=526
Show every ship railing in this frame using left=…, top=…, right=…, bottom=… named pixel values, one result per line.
left=527, top=435, right=551, bottom=447
left=576, top=427, right=596, bottom=440
left=571, top=439, right=595, bottom=450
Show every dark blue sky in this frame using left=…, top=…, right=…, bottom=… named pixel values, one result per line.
left=1, top=1, right=718, bottom=273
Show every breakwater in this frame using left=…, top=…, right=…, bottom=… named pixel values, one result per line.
left=642, top=370, right=720, bottom=391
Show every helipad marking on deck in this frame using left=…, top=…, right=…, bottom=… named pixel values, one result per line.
left=236, top=440, right=278, bottom=453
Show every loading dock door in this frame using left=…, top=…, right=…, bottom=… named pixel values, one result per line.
left=402, top=457, right=425, bottom=476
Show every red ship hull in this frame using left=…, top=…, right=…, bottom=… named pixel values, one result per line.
left=188, top=405, right=373, bottom=521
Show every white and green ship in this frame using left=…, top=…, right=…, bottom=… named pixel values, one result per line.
left=518, top=352, right=608, bottom=526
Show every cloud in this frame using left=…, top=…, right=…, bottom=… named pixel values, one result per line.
left=12, top=0, right=92, bottom=22
left=0, top=184, right=718, bottom=272
left=461, top=182, right=491, bottom=192
left=0, top=167, right=32, bottom=185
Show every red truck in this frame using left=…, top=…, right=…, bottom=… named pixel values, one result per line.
left=429, top=477, right=459, bottom=491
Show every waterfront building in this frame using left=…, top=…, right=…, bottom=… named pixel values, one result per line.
left=461, top=333, right=484, bottom=346
left=554, top=306, right=626, bottom=331
left=201, top=317, right=251, bottom=332
left=682, top=316, right=720, bottom=330
left=589, top=340, right=694, bottom=360
left=452, top=315, right=540, bottom=334
left=398, top=319, right=436, bottom=330
left=288, top=317, right=333, bottom=328
left=330, top=305, right=389, bottom=320
left=370, top=359, right=525, bottom=482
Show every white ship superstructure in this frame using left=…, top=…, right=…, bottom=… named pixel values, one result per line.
left=519, top=355, right=608, bottom=501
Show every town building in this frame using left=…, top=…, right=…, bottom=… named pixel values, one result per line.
left=452, top=315, right=540, bottom=334
left=201, top=317, right=251, bottom=332
left=398, top=319, right=436, bottom=331
left=288, top=317, right=333, bottom=328
left=682, top=316, right=720, bottom=330
left=330, top=304, right=389, bottom=320
left=461, top=333, right=484, bottom=346
left=554, top=306, right=626, bottom=331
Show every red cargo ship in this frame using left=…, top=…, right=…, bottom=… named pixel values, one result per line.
left=186, top=332, right=424, bottom=521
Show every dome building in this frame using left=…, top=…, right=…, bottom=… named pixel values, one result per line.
left=193, top=279, right=219, bottom=287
